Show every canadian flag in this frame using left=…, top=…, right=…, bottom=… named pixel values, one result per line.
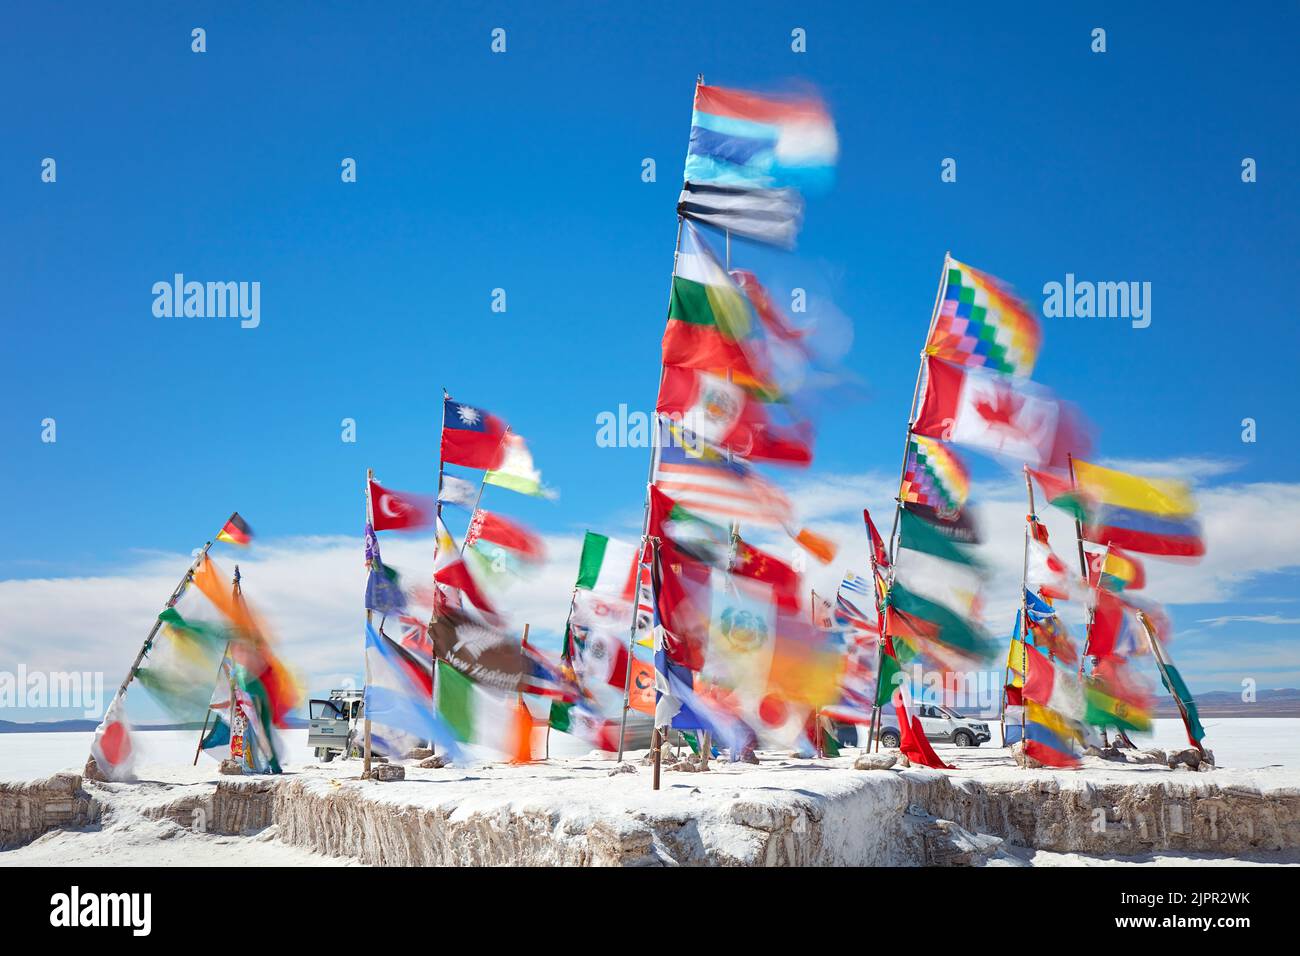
left=368, top=480, right=432, bottom=532
left=913, top=357, right=1080, bottom=469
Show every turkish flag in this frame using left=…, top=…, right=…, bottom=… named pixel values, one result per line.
left=369, top=480, right=432, bottom=531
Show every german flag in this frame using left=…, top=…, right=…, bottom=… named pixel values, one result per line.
left=216, top=512, right=253, bottom=546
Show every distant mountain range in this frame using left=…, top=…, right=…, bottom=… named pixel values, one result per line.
left=1153, top=688, right=1300, bottom=718
left=0, top=715, right=311, bottom=734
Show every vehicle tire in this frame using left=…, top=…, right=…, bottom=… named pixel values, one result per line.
left=953, top=730, right=974, bottom=748
left=879, top=729, right=901, bottom=749
left=321, top=749, right=335, bottom=763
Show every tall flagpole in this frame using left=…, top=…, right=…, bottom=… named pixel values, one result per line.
left=886, top=253, right=951, bottom=564
left=616, top=212, right=687, bottom=762
left=621, top=72, right=704, bottom=763
left=865, top=254, right=949, bottom=752
left=363, top=468, right=375, bottom=776
left=92, top=540, right=213, bottom=775
left=1016, top=467, right=1036, bottom=756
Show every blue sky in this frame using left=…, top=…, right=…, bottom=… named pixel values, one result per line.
left=2, top=3, right=1299, bottom=719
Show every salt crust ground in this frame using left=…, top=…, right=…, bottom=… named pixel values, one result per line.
left=4, top=745, right=1299, bottom=866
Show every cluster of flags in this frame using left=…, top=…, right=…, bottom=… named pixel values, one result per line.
left=359, top=394, right=562, bottom=762
left=644, top=80, right=853, bottom=761
left=91, top=514, right=305, bottom=780
left=1010, top=457, right=1207, bottom=763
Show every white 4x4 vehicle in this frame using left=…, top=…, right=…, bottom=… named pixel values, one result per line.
left=877, top=704, right=992, bottom=749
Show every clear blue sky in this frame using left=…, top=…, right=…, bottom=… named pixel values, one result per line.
left=3, top=3, right=1299, bottom=699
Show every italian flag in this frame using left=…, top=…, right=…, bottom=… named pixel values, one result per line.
left=436, top=662, right=532, bottom=763
left=575, top=532, right=641, bottom=599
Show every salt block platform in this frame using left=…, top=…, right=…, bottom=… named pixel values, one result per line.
left=4, top=748, right=1300, bottom=866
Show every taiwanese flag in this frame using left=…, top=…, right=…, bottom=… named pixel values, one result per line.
left=216, top=513, right=253, bottom=546
left=442, top=398, right=508, bottom=470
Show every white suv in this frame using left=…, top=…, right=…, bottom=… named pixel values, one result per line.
left=877, top=704, right=992, bottom=749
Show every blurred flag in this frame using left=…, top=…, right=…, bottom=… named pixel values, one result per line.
left=365, top=621, right=463, bottom=759
left=1026, top=467, right=1093, bottom=523
left=653, top=418, right=792, bottom=526
left=900, top=435, right=970, bottom=514
left=441, top=398, right=508, bottom=470
left=1020, top=700, right=1082, bottom=768
left=661, top=222, right=766, bottom=380
left=1023, top=589, right=1078, bottom=665
left=926, top=260, right=1042, bottom=378
left=1073, top=459, right=1204, bottom=558
left=435, top=660, right=530, bottom=761
left=894, top=509, right=983, bottom=618
left=465, top=509, right=544, bottom=563
left=1087, top=590, right=1148, bottom=661
left=484, top=432, right=555, bottom=499
left=90, top=694, right=135, bottom=781
left=548, top=700, right=620, bottom=751
left=730, top=538, right=801, bottom=611
left=914, top=357, right=1084, bottom=469
left=438, top=474, right=479, bottom=510
left=575, top=531, right=641, bottom=596
left=1020, top=640, right=1086, bottom=721
left=364, top=524, right=407, bottom=614
left=216, top=512, right=253, bottom=546
left=432, top=518, right=499, bottom=621
left=368, top=480, right=432, bottom=532
left=1087, top=546, right=1146, bottom=593
left=678, top=83, right=837, bottom=247
left=1084, top=658, right=1153, bottom=733
left=656, top=365, right=812, bottom=465
left=863, top=509, right=890, bottom=571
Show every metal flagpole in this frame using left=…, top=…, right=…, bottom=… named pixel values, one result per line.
left=866, top=256, right=950, bottom=753
left=93, top=539, right=213, bottom=775
left=364, top=468, right=375, bottom=776
left=885, top=253, right=951, bottom=564
left=616, top=212, right=687, bottom=762
left=1014, top=468, right=1036, bottom=757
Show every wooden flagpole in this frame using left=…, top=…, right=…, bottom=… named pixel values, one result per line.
left=94, top=540, right=212, bottom=775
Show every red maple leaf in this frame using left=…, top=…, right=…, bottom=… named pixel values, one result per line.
left=973, top=383, right=1025, bottom=428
